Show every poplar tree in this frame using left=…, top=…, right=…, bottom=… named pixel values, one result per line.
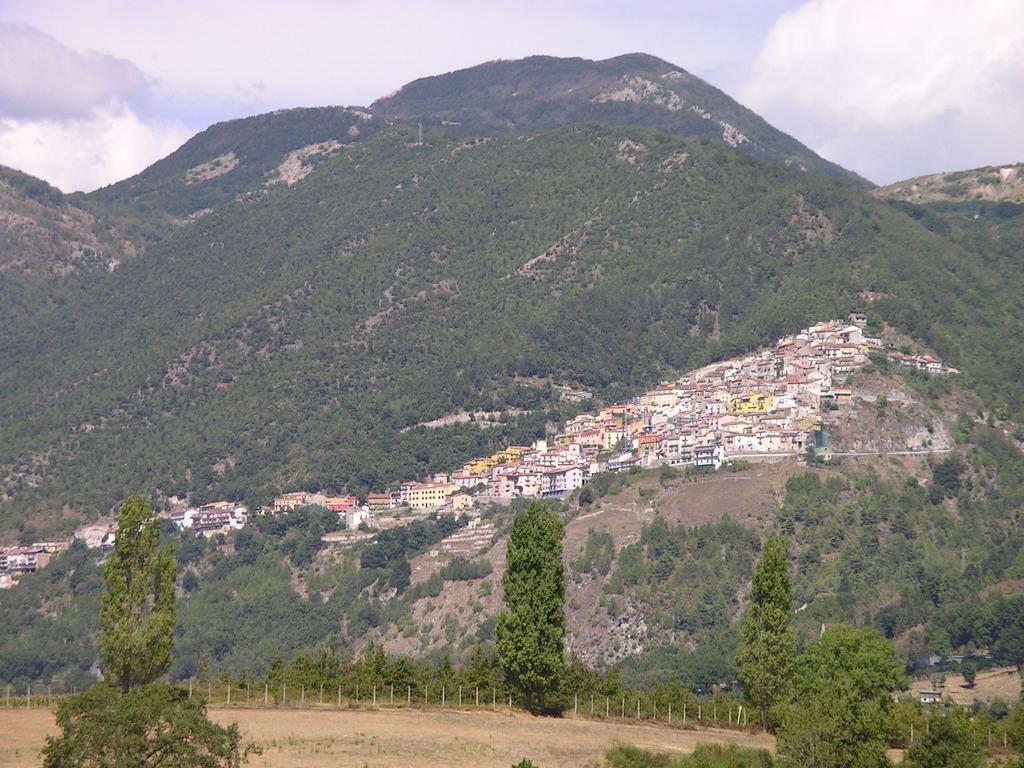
left=496, top=501, right=566, bottom=713
left=735, top=536, right=795, bottom=729
left=99, top=495, right=177, bottom=692
left=44, top=494, right=251, bottom=768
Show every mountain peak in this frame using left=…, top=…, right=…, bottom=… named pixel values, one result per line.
left=372, top=52, right=871, bottom=188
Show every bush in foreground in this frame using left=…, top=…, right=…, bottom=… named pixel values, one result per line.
left=42, top=682, right=252, bottom=768
left=607, top=743, right=774, bottom=768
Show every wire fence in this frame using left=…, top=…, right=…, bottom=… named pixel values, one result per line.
left=181, top=681, right=754, bottom=731
left=2, top=681, right=1019, bottom=752
left=0, top=680, right=755, bottom=731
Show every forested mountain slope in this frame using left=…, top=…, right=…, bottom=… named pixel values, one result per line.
left=372, top=53, right=872, bottom=188
left=83, top=106, right=386, bottom=234
left=2, top=124, right=1022, bottom=536
left=0, top=166, right=134, bottom=340
left=1, top=110, right=387, bottom=341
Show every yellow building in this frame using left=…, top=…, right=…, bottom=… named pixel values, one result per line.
left=406, top=482, right=459, bottom=509
left=465, top=459, right=492, bottom=475
left=729, top=393, right=775, bottom=414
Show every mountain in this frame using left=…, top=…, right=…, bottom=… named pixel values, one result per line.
left=0, top=165, right=134, bottom=340
left=3, top=82, right=1024, bottom=695
left=2, top=123, right=1022, bottom=537
left=84, top=106, right=386, bottom=233
left=875, top=162, right=1024, bottom=204
left=372, top=53, right=873, bottom=188
left=1, top=109, right=388, bottom=339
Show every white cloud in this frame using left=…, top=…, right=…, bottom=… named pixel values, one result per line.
left=0, top=109, right=192, bottom=193
left=743, top=0, right=1024, bottom=183
left=0, top=24, right=192, bottom=192
left=0, top=24, right=152, bottom=120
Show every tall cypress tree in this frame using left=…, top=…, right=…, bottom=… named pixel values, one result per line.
left=735, top=536, right=795, bottom=729
left=99, top=495, right=177, bottom=692
left=496, top=501, right=566, bottom=713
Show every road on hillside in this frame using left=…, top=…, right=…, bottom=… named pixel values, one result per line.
left=728, top=448, right=951, bottom=461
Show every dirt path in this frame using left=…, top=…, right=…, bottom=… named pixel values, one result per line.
left=0, top=706, right=773, bottom=768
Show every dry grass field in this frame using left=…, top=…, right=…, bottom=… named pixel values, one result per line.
left=915, top=666, right=1022, bottom=706
left=0, top=706, right=773, bottom=768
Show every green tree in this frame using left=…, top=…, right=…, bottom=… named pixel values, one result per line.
left=100, top=495, right=177, bottom=692
left=735, top=537, right=795, bottom=729
left=42, top=494, right=251, bottom=768
left=496, top=501, right=566, bottom=713
left=960, top=660, right=977, bottom=688
left=42, top=683, right=249, bottom=768
left=776, top=625, right=906, bottom=768
left=904, top=712, right=981, bottom=768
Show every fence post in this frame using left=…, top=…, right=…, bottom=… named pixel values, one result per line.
left=475, top=687, right=479, bottom=706
left=391, top=684, right=394, bottom=705
left=373, top=685, right=376, bottom=706
left=246, top=683, right=250, bottom=706
left=356, top=684, right=359, bottom=702
left=637, top=698, right=640, bottom=719
left=683, top=703, right=686, bottom=724
left=320, top=683, right=323, bottom=705
left=338, top=685, right=342, bottom=707
left=208, top=680, right=212, bottom=703
left=5, top=684, right=9, bottom=708
left=729, top=707, right=732, bottom=725
left=458, top=686, right=461, bottom=707
left=47, top=684, right=51, bottom=708
left=698, top=704, right=701, bottom=721
left=492, top=687, right=496, bottom=709
left=621, top=697, right=625, bottom=718
left=283, top=683, right=287, bottom=705
left=189, top=679, right=193, bottom=698
left=654, top=700, right=657, bottom=721
left=574, top=692, right=578, bottom=716
left=509, top=694, right=512, bottom=713
left=301, top=685, right=305, bottom=707
left=442, top=686, right=445, bottom=707
left=668, top=702, right=672, bottom=723
left=606, top=697, right=609, bottom=718
left=591, top=693, right=594, bottom=716
left=27, top=684, right=31, bottom=709
left=227, top=684, right=231, bottom=706
left=407, top=685, right=411, bottom=705
left=264, top=683, right=268, bottom=706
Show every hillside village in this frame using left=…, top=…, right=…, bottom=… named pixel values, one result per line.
left=1, top=317, right=956, bottom=588
left=271, top=316, right=954, bottom=519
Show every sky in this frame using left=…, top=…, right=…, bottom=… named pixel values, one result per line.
left=0, top=0, right=1021, bottom=192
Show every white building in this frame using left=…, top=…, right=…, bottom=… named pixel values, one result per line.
left=346, top=506, right=370, bottom=529
left=542, top=466, right=584, bottom=497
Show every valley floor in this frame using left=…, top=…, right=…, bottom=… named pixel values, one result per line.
left=0, top=705, right=773, bottom=768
